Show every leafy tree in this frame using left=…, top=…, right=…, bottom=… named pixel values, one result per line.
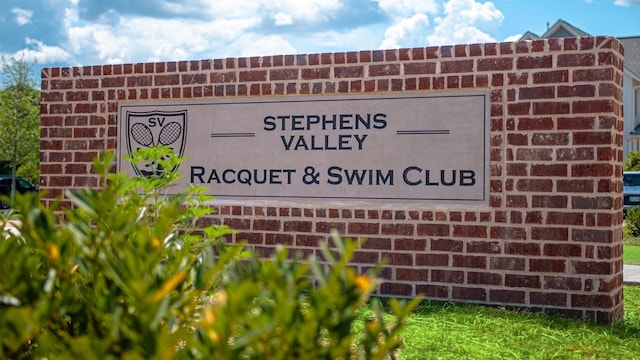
left=625, top=151, right=640, bottom=171
left=0, top=55, right=40, bottom=196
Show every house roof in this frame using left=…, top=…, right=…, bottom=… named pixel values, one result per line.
left=520, top=31, right=540, bottom=41
left=542, top=19, right=590, bottom=38
left=519, top=19, right=590, bottom=41
left=620, top=37, right=640, bottom=81
left=519, top=19, right=639, bottom=80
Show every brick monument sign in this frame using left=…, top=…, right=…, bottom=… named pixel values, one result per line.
left=40, top=36, right=624, bottom=323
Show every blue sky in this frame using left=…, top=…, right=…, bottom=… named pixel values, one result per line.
left=1, top=0, right=639, bottom=77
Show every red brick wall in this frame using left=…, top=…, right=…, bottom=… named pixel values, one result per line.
left=40, top=36, right=624, bottom=323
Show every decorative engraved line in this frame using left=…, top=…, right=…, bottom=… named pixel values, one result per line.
left=210, top=132, right=256, bottom=138
left=396, top=130, right=450, bottom=135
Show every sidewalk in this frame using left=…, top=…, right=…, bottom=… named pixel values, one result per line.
left=624, top=264, right=640, bottom=285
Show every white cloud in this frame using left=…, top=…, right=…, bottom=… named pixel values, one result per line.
left=196, top=0, right=342, bottom=25
left=268, top=0, right=343, bottom=22
left=12, top=8, right=33, bottom=26
left=427, top=0, right=504, bottom=45
left=63, top=2, right=79, bottom=29
left=614, top=0, right=640, bottom=5
left=376, top=0, right=438, bottom=17
left=273, top=12, right=293, bottom=26
left=504, top=34, right=522, bottom=42
left=233, top=34, right=297, bottom=57
left=65, top=14, right=265, bottom=64
left=376, top=0, right=437, bottom=49
left=12, top=38, right=72, bottom=63
left=67, top=23, right=126, bottom=63
left=379, top=14, right=430, bottom=49
left=53, top=0, right=351, bottom=65
left=303, top=25, right=384, bottom=51
left=191, top=0, right=263, bottom=19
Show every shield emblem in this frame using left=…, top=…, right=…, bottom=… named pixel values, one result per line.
left=125, top=110, right=188, bottom=177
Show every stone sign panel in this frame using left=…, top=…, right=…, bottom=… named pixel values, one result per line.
left=118, top=91, right=489, bottom=204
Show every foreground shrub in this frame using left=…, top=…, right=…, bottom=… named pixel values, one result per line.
left=626, top=206, right=640, bottom=237
left=193, top=235, right=417, bottom=359
left=624, top=151, right=640, bottom=171
left=0, top=147, right=418, bottom=359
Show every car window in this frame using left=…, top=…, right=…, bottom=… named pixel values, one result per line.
left=624, top=173, right=640, bottom=186
left=17, top=179, right=31, bottom=189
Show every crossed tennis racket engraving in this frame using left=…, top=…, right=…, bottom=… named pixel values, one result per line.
left=130, top=121, right=182, bottom=147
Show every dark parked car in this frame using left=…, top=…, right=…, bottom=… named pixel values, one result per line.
left=624, top=171, right=640, bottom=212
left=0, top=175, right=39, bottom=209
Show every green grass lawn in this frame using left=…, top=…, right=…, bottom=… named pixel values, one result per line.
left=395, top=286, right=640, bottom=360
left=626, top=233, right=640, bottom=247
left=626, top=245, right=640, bottom=265
left=624, top=224, right=640, bottom=264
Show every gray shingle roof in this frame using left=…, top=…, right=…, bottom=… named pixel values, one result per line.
left=620, top=37, right=640, bottom=80
left=541, top=19, right=590, bottom=38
